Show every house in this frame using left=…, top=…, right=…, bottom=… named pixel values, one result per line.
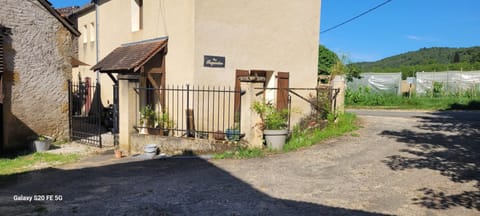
left=0, top=0, right=80, bottom=152
left=73, top=0, right=321, bottom=151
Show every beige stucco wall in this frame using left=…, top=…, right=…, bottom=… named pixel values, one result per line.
left=76, top=0, right=320, bottom=100
left=194, top=0, right=321, bottom=124
left=76, top=0, right=196, bottom=105
left=75, top=0, right=321, bottom=147
left=194, top=0, right=320, bottom=87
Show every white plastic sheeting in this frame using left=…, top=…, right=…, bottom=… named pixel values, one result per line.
left=347, top=73, right=402, bottom=95
left=416, top=71, right=480, bottom=95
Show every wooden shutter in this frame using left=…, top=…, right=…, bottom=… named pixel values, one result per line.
left=276, top=72, right=289, bottom=111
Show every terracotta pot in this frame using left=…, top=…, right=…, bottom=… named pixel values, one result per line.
left=114, top=150, right=122, bottom=159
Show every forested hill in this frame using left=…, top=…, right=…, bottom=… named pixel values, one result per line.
left=352, top=47, right=480, bottom=78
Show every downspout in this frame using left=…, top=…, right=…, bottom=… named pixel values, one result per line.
left=95, top=0, right=100, bottom=83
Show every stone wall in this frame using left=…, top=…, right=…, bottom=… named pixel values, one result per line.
left=130, top=134, right=240, bottom=155
left=0, top=0, right=74, bottom=151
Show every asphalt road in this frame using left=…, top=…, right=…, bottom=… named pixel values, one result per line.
left=349, top=108, right=480, bottom=121
left=0, top=110, right=479, bottom=215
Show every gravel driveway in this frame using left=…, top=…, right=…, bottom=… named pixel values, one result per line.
left=0, top=110, right=478, bottom=215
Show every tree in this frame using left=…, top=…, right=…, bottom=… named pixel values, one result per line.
left=331, top=55, right=362, bottom=82
left=318, top=45, right=339, bottom=75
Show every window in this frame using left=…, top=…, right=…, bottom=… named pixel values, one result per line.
left=131, top=0, right=143, bottom=32
left=83, top=25, right=88, bottom=43
left=90, top=23, right=95, bottom=42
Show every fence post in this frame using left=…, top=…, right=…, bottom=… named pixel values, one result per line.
left=331, top=76, right=345, bottom=114
left=68, top=80, right=72, bottom=142
left=240, top=81, right=264, bottom=148
left=118, top=78, right=139, bottom=155
left=113, top=83, right=119, bottom=147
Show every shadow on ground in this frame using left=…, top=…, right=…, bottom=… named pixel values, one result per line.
left=381, top=111, right=480, bottom=211
left=0, top=157, right=387, bottom=215
left=445, top=100, right=480, bottom=111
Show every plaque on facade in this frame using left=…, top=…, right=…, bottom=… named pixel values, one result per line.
left=204, top=55, right=225, bottom=68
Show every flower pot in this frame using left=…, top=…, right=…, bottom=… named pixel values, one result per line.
left=32, top=140, right=51, bottom=152
left=162, top=128, right=170, bottom=136
left=263, top=129, right=288, bottom=150
left=114, top=150, right=122, bottom=159
left=139, top=121, right=149, bottom=135
left=144, top=144, right=158, bottom=158
left=225, top=129, right=240, bottom=141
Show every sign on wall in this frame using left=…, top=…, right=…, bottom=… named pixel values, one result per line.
left=204, top=55, right=225, bottom=68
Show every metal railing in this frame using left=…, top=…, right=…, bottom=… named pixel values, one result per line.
left=134, top=85, right=243, bottom=141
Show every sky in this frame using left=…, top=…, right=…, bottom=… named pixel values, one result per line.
left=50, top=0, right=480, bottom=63
left=50, top=0, right=90, bottom=8
left=320, top=0, right=480, bottom=62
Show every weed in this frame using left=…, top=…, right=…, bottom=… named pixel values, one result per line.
left=214, top=147, right=264, bottom=159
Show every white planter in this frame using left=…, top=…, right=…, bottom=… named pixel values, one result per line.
left=144, top=144, right=158, bottom=157
left=32, top=139, right=52, bottom=152
left=263, top=129, right=288, bottom=150
left=139, top=121, right=149, bottom=135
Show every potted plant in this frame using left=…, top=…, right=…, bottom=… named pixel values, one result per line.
left=32, top=135, right=53, bottom=152
left=225, top=123, right=240, bottom=141
left=139, top=105, right=156, bottom=134
left=158, top=111, right=174, bottom=136
left=252, top=101, right=289, bottom=150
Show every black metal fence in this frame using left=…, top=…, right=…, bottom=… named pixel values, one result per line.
left=68, top=80, right=104, bottom=147
left=134, top=85, right=243, bottom=141
left=256, top=87, right=341, bottom=131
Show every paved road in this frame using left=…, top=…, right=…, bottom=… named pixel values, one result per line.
left=0, top=110, right=479, bottom=215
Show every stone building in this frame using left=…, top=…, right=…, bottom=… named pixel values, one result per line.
left=0, top=0, right=80, bottom=152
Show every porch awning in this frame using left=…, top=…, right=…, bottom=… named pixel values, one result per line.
left=91, top=38, right=167, bottom=73
left=71, top=57, right=89, bottom=67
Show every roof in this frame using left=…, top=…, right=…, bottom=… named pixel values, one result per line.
left=37, top=0, right=81, bottom=36
left=72, top=3, right=95, bottom=16
left=92, top=38, right=168, bottom=73
left=71, top=57, right=89, bottom=67
left=57, top=6, right=80, bottom=17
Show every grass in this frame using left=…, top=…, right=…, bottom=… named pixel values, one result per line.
left=284, top=113, right=358, bottom=151
left=0, top=152, right=79, bottom=176
left=214, top=113, right=358, bottom=159
left=213, top=147, right=265, bottom=159
left=346, top=88, right=480, bottom=110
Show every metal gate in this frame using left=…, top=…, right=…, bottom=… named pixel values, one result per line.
left=68, top=80, right=103, bottom=147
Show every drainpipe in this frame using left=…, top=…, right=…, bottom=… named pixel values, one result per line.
left=95, top=0, right=100, bottom=84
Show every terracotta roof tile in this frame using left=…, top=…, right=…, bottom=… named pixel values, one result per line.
left=92, top=39, right=167, bottom=73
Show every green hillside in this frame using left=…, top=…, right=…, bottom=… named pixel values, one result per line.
left=352, top=47, right=480, bottom=78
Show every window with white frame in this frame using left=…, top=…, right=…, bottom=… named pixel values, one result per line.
left=131, top=0, right=143, bottom=32
left=83, top=25, right=88, bottom=43
left=90, top=22, right=95, bottom=42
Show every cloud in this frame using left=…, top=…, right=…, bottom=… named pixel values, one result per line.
left=405, top=35, right=440, bottom=42
left=406, top=35, right=423, bottom=41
